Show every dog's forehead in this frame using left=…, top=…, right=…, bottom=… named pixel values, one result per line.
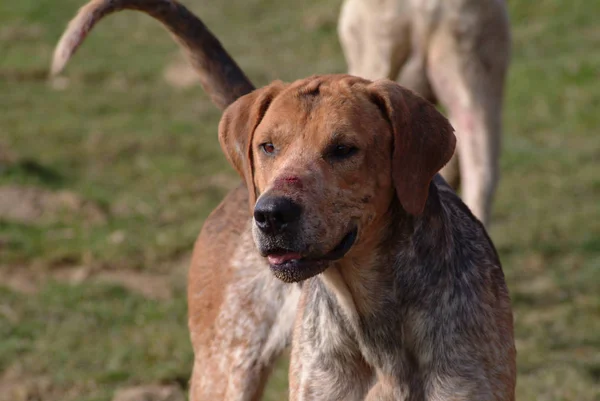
left=259, top=78, right=381, bottom=140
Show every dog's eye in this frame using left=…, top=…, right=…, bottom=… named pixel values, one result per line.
left=329, top=144, right=358, bottom=160
left=260, top=143, right=276, bottom=155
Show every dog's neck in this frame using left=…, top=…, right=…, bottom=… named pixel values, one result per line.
left=320, top=181, right=449, bottom=322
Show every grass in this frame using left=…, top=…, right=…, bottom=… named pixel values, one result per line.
left=0, top=282, right=191, bottom=401
left=0, top=0, right=599, bottom=400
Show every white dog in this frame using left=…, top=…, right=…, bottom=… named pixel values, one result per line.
left=338, top=0, right=511, bottom=226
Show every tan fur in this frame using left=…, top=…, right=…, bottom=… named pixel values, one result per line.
left=338, top=0, right=511, bottom=226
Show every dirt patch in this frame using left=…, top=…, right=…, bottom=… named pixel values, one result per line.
left=0, top=368, right=95, bottom=401
left=0, top=369, right=184, bottom=401
left=0, top=253, right=190, bottom=300
left=0, top=185, right=106, bottom=225
left=163, top=56, right=198, bottom=89
left=93, top=270, right=175, bottom=300
left=0, top=268, right=38, bottom=294
left=113, top=384, right=185, bottom=401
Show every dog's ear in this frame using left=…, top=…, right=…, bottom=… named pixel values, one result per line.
left=218, top=81, right=286, bottom=210
left=368, top=79, right=456, bottom=215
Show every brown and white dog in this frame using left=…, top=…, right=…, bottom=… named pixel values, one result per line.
left=52, top=1, right=516, bottom=400
left=338, top=0, right=512, bottom=226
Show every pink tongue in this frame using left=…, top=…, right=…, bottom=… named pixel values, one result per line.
left=267, top=252, right=302, bottom=265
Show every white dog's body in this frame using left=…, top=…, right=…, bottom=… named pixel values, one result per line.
left=338, top=0, right=511, bottom=226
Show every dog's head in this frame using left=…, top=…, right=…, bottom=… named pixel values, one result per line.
left=219, top=75, right=455, bottom=283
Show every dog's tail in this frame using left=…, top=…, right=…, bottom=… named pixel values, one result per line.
left=51, top=0, right=254, bottom=109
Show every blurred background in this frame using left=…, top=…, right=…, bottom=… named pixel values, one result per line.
left=0, top=0, right=599, bottom=400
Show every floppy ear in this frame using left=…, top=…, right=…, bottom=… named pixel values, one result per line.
left=368, top=80, right=456, bottom=215
left=218, top=81, right=286, bottom=210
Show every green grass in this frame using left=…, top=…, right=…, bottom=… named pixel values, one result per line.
left=0, top=281, right=191, bottom=401
left=1, top=0, right=599, bottom=400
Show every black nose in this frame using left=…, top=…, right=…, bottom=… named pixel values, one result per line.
left=253, top=196, right=302, bottom=234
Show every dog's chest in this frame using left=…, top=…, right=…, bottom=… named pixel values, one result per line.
left=302, top=280, right=358, bottom=354
left=302, top=279, right=415, bottom=378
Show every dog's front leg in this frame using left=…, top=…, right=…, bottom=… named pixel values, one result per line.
left=187, top=198, right=302, bottom=401
left=189, top=268, right=300, bottom=401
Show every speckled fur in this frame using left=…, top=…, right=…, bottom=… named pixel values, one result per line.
left=291, top=177, right=515, bottom=401
left=218, top=75, right=516, bottom=400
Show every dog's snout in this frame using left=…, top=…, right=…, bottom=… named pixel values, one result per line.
left=254, top=196, right=302, bottom=234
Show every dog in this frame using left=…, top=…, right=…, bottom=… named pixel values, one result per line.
left=338, top=0, right=511, bottom=226
left=52, top=1, right=516, bottom=400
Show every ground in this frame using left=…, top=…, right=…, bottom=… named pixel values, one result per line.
left=0, top=0, right=599, bottom=400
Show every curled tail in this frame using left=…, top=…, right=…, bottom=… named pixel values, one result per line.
left=51, top=0, right=255, bottom=109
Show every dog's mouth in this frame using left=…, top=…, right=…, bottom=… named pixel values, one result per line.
left=265, top=227, right=358, bottom=283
